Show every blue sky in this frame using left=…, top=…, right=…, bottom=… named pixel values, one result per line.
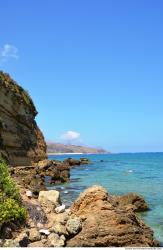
left=0, top=0, right=163, bottom=152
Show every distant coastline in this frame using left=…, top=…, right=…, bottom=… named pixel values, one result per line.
left=47, top=142, right=109, bottom=155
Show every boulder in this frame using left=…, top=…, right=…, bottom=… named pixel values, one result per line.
left=66, top=216, right=82, bottom=235
left=47, top=233, right=65, bottom=247
left=29, top=228, right=41, bottom=242
left=38, top=190, right=61, bottom=212
left=64, top=158, right=81, bottom=166
left=67, top=185, right=159, bottom=247
left=114, top=192, right=149, bottom=212
left=80, top=158, right=91, bottom=164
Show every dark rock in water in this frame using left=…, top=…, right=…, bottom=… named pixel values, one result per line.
left=66, top=185, right=159, bottom=247
left=64, top=158, right=81, bottom=166
left=113, top=192, right=149, bottom=212
left=80, top=158, right=91, bottom=165
left=63, top=157, right=91, bottom=167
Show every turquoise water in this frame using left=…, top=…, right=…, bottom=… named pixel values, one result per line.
left=48, top=153, right=163, bottom=244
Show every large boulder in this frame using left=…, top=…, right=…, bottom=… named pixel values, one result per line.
left=67, top=185, right=159, bottom=247
left=113, top=192, right=149, bottom=212
left=0, top=71, right=47, bottom=166
left=38, top=190, right=61, bottom=213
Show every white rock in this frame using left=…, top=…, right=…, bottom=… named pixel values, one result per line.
left=26, top=190, right=33, bottom=198
left=39, top=229, right=50, bottom=235
left=38, top=190, right=61, bottom=208
left=55, top=204, right=66, bottom=214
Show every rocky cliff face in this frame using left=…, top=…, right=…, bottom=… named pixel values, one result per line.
left=0, top=71, right=47, bottom=166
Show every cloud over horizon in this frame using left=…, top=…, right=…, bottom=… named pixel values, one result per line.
left=60, top=130, right=81, bottom=144
left=0, top=44, right=19, bottom=62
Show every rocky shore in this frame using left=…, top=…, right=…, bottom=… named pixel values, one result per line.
left=0, top=184, right=159, bottom=247
left=0, top=72, right=160, bottom=247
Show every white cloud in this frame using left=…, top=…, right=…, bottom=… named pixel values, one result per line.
left=0, top=44, right=19, bottom=61
left=60, top=131, right=81, bottom=143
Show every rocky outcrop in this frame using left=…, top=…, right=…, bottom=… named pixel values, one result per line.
left=0, top=71, right=47, bottom=166
left=10, top=159, right=70, bottom=196
left=113, top=192, right=149, bottom=212
left=63, top=157, right=91, bottom=167
left=0, top=185, right=160, bottom=247
left=67, top=185, right=159, bottom=247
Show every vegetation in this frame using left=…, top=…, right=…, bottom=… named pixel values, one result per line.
left=0, top=158, right=27, bottom=225
left=0, top=71, right=36, bottom=113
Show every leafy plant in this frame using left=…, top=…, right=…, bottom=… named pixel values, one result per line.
left=0, top=158, right=27, bottom=225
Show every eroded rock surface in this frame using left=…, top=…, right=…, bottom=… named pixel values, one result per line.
left=0, top=71, right=47, bottom=166
left=67, top=185, right=159, bottom=247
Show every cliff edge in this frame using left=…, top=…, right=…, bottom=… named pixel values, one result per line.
left=0, top=71, right=47, bottom=166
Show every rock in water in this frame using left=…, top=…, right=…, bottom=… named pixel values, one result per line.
left=0, top=71, right=47, bottom=166
left=67, top=185, right=159, bottom=247
left=114, top=192, right=149, bottom=212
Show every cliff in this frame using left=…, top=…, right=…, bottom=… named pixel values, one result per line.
left=0, top=71, right=47, bottom=166
left=47, top=142, right=108, bottom=154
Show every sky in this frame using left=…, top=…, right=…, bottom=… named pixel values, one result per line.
left=0, top=0, right=163, bottom=153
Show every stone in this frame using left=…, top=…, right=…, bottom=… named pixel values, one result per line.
left=67, top=185, right=158, bottom=247
left=66, top=216, right=82, bottom=235
left=50, top=223, right=68, bottom=236
left=55, top=204, right=66, bottom=214
left=48, top=233, right=65, bottom=247
left=114, top=192, right=149, bottom=212
left=28, top=241, right=44, bottom=247
left=16, top=232, right=29, bottom=247
left=38, top=190, right=61, bottom=212
left=1, top=226, right=13, bottom=239
left=80, top=158, right=91, bottom=164
left=39, top=229, right=50, bottom=236
left=29, top=228, right=41, bottom=242
left=26, top=190, right=33, bottom=198
left=3, top=239, right=19, bottom=247
left=64, top=158, right=81, bottom=166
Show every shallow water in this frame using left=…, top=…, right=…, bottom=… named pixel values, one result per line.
left=48, top=153, right=163, bottom=244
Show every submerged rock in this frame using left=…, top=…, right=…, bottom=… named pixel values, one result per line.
left=67, top=185, right=159, bottom=247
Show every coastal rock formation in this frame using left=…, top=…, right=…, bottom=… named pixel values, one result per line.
left=0, top=71, right=47, bottom=166
left=113, top=192, right=149, bottom=212
left=1, top=185, right=159, bottom=247
left=10, top=160, right=70, bottom=196
left=67, top=185, right=158, bottom=247
left=63, top=157, right=91, bottom=167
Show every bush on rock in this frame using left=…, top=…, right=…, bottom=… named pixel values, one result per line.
left=0, top=158, right=27, bottom=225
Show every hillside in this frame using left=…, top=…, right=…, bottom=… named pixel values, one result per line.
left=47, top=142, right=109, bottom=154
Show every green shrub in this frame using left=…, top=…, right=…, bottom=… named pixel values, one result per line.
left=0, top=158, right=27, bottom=225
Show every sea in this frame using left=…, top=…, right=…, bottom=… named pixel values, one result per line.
left=48, top=153, right=163, bottom=244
